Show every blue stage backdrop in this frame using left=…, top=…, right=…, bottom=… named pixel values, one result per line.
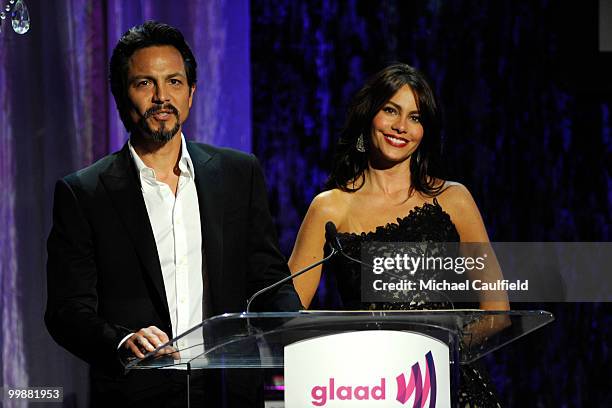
left=0, top=1, right=250, bottom=406
left=0, top=1, right=609, bottom=407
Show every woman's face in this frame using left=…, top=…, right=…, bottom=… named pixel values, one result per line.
left=369, top=84, right=424, bottom=166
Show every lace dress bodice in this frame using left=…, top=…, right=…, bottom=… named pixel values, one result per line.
left=320, top=198, right=502, bottom=407
left=325, top=198, right=460, bottom=310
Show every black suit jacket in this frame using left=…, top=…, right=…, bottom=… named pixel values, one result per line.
left=45, top=142, right=301, bottom=401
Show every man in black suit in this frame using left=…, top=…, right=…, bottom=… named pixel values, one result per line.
left=45, top=21, right=302, bottom=407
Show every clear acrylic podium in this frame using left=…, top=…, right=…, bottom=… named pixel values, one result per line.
left=124, top=310, right=553, bottom=406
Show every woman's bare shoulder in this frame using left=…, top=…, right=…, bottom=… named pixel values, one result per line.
left=435, top=181, right=488, bottom=241
left=308, top=189, right=352, bottom=222
left=434, top=180, right=477, bottom=212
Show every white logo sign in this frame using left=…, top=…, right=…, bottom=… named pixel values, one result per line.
left=284, top=331, right=451, bottom=407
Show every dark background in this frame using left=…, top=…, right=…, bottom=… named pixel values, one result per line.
left=0, top=1, right=609, bottom=406
left=251, top=1, right=610, bottom=406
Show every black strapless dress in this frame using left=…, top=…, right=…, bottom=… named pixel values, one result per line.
left=322, top=199, right=502, bottom=408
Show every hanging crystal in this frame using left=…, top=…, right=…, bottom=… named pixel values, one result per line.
left=0, top=11, right=5, bottom=38
left=4, top=5, right=10, bottom=11
left=10, top=0, right=16, bottom=4
left=11, top=0, right=29, bottom=35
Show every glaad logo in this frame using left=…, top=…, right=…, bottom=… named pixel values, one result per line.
left=310, top=378, right=386, bottom=406
left=396, top=351, right=437, bottom=407
left=308, top=351, right=437, bottom=407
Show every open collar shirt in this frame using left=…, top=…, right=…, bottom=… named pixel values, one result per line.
left=125, top=134, right=203, bottom=349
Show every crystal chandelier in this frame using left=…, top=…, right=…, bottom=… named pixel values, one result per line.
left=0, top=0, right=30, bottom=35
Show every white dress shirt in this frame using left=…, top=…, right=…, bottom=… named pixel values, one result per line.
left=118, top=134, right=203, bottom=353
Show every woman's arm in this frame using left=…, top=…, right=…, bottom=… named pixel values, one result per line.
left=438, top=183, right=510, bottom=311
left=289, top=191, right=341, bottom=308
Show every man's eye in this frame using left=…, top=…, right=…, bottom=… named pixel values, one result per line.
left=137, top=80, right=149, bottom=87
left=170, top=79, right=182, bottom=85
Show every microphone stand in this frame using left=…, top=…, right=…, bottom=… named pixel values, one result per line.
left=245, top=247, right=338, bottom=314
left=244, top=246, right=338, bottom=337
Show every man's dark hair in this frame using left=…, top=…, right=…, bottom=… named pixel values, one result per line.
left=109, top=21, right=197, bottom=131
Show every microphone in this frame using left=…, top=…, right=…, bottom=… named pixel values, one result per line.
left=325, top=221, right=343, bottom=251
left=245, top=224, right=339, bottom=313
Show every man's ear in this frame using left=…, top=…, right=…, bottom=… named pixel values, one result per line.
left=188, top=84, right=196, bottom=107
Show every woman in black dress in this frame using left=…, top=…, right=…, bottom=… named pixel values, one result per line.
left=289, top=63, right=509, bottom=407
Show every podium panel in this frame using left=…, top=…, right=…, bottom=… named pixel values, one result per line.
left=123, top=310, right=553, bottom=406
left=285, top=330, right=451, bottom=407
left=125, top=309, right=552, bottom=370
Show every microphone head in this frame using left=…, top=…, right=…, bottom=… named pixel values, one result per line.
left=325, top=221, right=337, bottom=241
left=325, top=221, right=343, bottom=251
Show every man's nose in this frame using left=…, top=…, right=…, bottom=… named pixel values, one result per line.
left=153, top=84, right=169, bottom=103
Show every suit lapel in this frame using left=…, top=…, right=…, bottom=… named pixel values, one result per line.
left=99, top=144, right=170, bottom=323
left=188, top=142, right=223, bottom=318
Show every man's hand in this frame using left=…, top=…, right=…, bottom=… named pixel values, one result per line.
left=123, top=326, right=173, bottom=359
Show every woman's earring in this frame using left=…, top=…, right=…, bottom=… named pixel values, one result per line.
left=356, top=134, right=366, bottom=153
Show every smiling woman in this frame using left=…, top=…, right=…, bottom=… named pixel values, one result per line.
left=322, top=63, right=444, bottom=197
left=369, top=84, right=424, bottom=168
left=288, top=62, right=509, bottom=407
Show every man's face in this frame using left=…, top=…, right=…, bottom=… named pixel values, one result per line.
left=126, top=45, right=195, bottom=143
